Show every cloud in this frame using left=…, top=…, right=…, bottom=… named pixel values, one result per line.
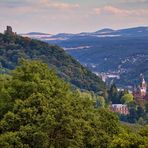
left=0, top=0, right=80, bottom=11
left=93, top=6, right=148, bottom=16
left=0, top=0, right=28, bottom=8
left=0, top=0, right=148, bottom=34
left=44, top=3, right=79, bottom=10
left=37, top=0, right=80, bottom=10
left=122, top=0, right=148, bottom=3
left=0, top=0, right=81, bottom=21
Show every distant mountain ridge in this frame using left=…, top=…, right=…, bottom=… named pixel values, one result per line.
left=20, top=26, right=148, bottom=87
left=26, top=32, right=51, bottom=35
left=21, top=26, right=148, bottom=37
left=94, top=28, right=115, bottom=34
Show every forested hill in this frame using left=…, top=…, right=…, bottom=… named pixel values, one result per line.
left=0, top=32, right=106, bottom=93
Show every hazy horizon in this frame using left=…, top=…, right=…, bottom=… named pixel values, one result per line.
left=1, top=25, right=148, bottom=35
left=0, top=0, right=148, bottom=34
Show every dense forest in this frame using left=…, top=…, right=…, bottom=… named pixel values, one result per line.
left=0, top=32, right=106, bottom=94
left=1, top=60, right=148, bottom=147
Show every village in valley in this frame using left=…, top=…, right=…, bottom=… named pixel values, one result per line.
left=110, top=74, right=148, bottom=115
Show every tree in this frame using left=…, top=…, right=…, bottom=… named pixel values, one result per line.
left=110, top=132, right=148, bottom=148
left=108, top=83, right=119, bottom=104
left=137, top=106, right=145, bottom=118
left=121, top=93, right=134, bottom=104
left=138, top=117, right=145, bottom=125
left=128, top=107, right=138, bottom=123
left=96, top=96, right=105, bottom=108
left=145, top=103, right=148, bottom=113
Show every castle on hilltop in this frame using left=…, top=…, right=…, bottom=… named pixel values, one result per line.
left=133, top=74, right=148, bottom=100
left=4, top=26, right=15, bottom=35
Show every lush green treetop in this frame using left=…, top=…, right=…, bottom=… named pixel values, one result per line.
left=0, top=60, right=120, bottom=148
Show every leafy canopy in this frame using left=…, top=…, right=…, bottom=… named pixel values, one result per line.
left=0, top=60, right=120, bottom=148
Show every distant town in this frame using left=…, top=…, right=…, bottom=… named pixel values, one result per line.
left=110, top=74, right=147, bottom=115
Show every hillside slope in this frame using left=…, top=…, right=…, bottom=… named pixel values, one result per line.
left=64, top=36, right=148, bottom=86
left=41, top=27, right=148, bottom=87
left=0, top=32, right=106, bottom=93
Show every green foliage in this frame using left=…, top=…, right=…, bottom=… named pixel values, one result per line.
left=0, top=60, right=120, bottom=147
left=108, top=83, right=128, bottom=104
left=109, top=123, right=148, bottom=147
left=96, top=96, right=105, bottom=108
left=119, top=100, right=148, bottom=124
left=139, top=125, right=148, bottom=137
left=0, top=33, right=106, bottom=94
left=108, top=83, right=118, bottom=103
left=121, top=93, right=134, bottom=104
left=110, top=132, right=148, bottom=148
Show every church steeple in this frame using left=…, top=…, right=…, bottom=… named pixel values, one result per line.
left=133, top=74, right=147, bottom=100
left=140, top=74, right=147, bottom=97
left=142, top=78, right=146, bottom=87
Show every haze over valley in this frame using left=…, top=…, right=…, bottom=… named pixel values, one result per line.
left=21, top=26, right=148, bottom=88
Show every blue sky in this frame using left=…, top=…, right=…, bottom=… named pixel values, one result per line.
left=0, top=0, right=148, bottom=34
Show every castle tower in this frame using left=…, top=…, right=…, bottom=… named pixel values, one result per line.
left=4, top=26, right=14, bottom=35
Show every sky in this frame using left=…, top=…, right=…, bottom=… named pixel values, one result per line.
left=0, top=0, right=148, bottom=34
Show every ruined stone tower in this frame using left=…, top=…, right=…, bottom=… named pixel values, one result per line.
left=4, top=26, right=14, bottom=35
